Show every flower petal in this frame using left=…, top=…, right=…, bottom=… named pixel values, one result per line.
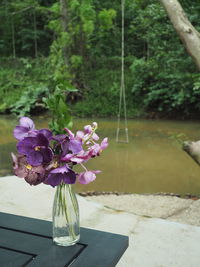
left=92, top=170, right=101, bottom=174
left=17, top=137, right=36, bottom=155
left=50, top=165, right=68, bottom=174
left=92, top=132, right=99, bottom=141
left=61, top=139, right=70, bottom=155
left=76, top=131, right=84, bottom=140
left=52, top=134, right=67, bottom=142
left=19, top=117, right=35, bottom=130
left=89, top=143, right=101, bottom=156
left=24, top=165, right=45, bottom=186
left=69, top=139, right=83, bottom=153
left=38, top=129, right=52, bottom=140
left=41, top=148, right=53, bottom=164
left=13, top=126, right=29, bottom=141
left=101, top=137, right=109, bottom=150
left=36, top=133, right=49, bottom=147
left=78, top=171, right=96, bottom=184
left=92, top=122, right=97, bottom=128
left=24, top=174, right=43, bottom=186
left=46, top=173, right=63, bottom=187
left=63, top=170, right=76, bottom=184
left=71, top=158, right=85, bottom=163
left=27, top=151, right=43, bottom=166
left=61, top=153, right=73, bottom=162
left=64, top=128, right=74, bottom=138
left=84, top=125, right=92, bottom=134
left=11, top=153, right=18, bottom=168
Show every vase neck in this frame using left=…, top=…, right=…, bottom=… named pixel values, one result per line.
left=57, top=183, right=73, bottom=193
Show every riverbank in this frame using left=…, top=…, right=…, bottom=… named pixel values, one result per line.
left=85, top=193, right=200, bottom=227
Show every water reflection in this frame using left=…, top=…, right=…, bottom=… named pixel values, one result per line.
left=1, top=114, right=200, bottom=195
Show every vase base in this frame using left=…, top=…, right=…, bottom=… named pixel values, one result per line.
left=53, top=235, right=80, bottom=247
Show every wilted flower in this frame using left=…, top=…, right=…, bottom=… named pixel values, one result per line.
left=11, top=153, right=46, bottom=185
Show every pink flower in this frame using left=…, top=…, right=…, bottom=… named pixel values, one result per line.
left=89, top=137, right=109, bottom=156
left=101, top=137, right=109, bottom=149
left=78, top=170, right=101, bottom=184
left=61, top=137, right=108, bottom=163
left=61, top=150, right=93, bottom=163
left=83, top=123, right=99, bottom=142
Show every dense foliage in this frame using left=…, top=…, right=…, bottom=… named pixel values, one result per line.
left=0, top=0, right=200, bottom=119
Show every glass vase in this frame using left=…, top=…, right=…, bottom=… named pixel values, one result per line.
left=52, top=183, right=80, bottom=246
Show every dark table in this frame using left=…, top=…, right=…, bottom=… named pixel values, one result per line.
left=0, top=212, right=128, bottom=267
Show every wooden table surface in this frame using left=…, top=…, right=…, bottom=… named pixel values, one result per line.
left=0, top=212, right=128, bottom=267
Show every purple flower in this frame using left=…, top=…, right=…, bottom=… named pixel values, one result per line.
left=78, top=170, right=101, bottom=184
left=52, top=134, right=67, bottom=143
left=45, top=165, right=76, bottom=187
left=11, top=153, right=46, bottom=186
left=17, top=133, right=53, bottom=166
left=51, top=134, right=69, bottom=156
left=13, top=117, right=53, bottom=142
left=13, top=117, right=37, bottom=141
left=38, top=129, right=52, bottom=140
left=64, top=128, right=83, bottom=153
left=69, top=139, right=83, bottom=153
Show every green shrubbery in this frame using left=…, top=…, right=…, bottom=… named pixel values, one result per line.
left=0, top=57, right=51, bottom=115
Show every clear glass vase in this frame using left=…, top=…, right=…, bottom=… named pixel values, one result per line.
left=52, top=183, right=80, bottom=246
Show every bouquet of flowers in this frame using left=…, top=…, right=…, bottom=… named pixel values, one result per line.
left=12, top=116, right=108, bottom=246
left=12, top=117, right=108, bottom=187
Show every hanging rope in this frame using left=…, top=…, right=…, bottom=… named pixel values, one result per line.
left=116, top=0, right=129, bottom=143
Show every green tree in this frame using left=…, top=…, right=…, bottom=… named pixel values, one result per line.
left=1, top=0, right=200, bottom=119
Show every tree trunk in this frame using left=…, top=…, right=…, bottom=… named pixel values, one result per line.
left=160, top=0, right=200, bottom=71
left=60, top=0, right=68, bottom=65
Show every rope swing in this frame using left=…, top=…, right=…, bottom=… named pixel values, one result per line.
left=116, top=0, right=129, bottom=143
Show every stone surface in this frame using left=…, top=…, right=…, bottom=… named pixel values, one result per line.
left=1, top=176, right=200, bottom=267
left=86, top=194, right=194, bottom=219
left=119, top=219, right=200, bottom=267
left=168, top=199, right=200, bottom=226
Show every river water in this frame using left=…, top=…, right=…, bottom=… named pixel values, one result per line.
left=1, top=114, right=200, bottom=195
